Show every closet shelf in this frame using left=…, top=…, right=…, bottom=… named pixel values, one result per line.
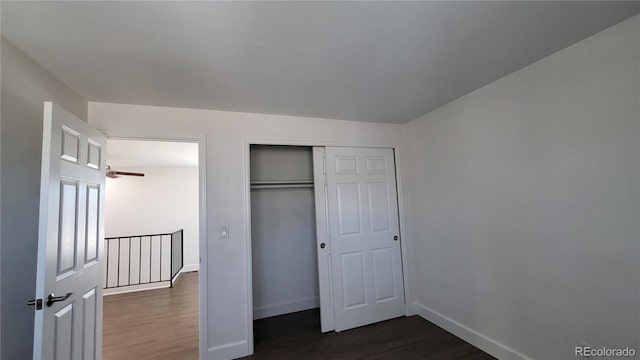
left=250, top=180, right=314, bottom=189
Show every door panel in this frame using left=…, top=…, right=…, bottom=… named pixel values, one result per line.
left=58, top=181, right=79, bottom=276
left=87, top=140, right=102, bottom=170
left=340, top=252, right=367, bottom=309
left=365, top=156, right=387, bottom=173
left=82, top=288, right=97, bottom=359
left=367, top=183, right=391, bottom=232
left=85, top=185, right=100, bottom=264
left=337, top=184, right=362, bottom=235
left=325, top=147, right=405, bottom=331
left=61, top=127, right=80, bottom=163
left=54, top=303, right=74, bottom=360
left=335, top=156, right=358, bottom=174
left=371, top=248, right=396, bottom=302
left=34, top=102, right=106, bottom=359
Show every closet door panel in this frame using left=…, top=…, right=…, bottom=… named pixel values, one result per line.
left=336, top=183, right=362, bottom=236
left=371, top=248, right=397, bottom=303
left=367, top=182, right=391, bottom=232
left=313, top=147, right=334, bottom=332
left=325, top=147, right=405, bottom=332
left=340, top=251, right=367, bottom=309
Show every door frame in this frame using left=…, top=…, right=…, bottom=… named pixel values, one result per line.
left=243, top=139, right=412, bottom=355
left=102, top=133, right=208, bottom=360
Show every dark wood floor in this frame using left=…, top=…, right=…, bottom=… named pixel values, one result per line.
left=246, top=309, right=496, bottom=360
left=104, top=272, right=493, bottom=359
left=103, top=271, right=199, bottom=360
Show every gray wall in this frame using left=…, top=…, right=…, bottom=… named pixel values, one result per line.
left=1, top=36, right=87, bottom=359
left=250, top=145, right=319, bottom=319
left=405, top=16, right=639, bottom=359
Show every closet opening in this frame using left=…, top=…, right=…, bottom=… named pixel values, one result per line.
left=249, top=144, right=321, bottom=349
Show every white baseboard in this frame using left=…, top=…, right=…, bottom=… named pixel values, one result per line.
left=253, top=297, right=319, bottom=320
left=411, top=302, right=531, bottom=360
left=207, top=340, right=249, bottom=360
left=103, top=266, right=198, bottom=296
left=103, top=282, right=168, bottom=296
left=182, top=264, right=199, bottom=273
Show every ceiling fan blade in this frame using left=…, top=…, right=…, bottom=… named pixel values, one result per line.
left=112, top=171, right=145, bottom=177
left=105, top=166, right=144, bottom=178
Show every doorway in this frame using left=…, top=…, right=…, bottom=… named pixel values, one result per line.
left=249, top=145, right=322, bottom=345
left=102, top=139, right=201, bottom=358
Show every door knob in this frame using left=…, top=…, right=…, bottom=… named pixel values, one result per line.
left=320, top=243, right=326, bottom=249
left=47, top=292, right=73, bottom=307
left=393, top=236, right=398, bottom=241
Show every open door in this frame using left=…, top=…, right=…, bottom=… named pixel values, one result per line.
left=324, top=147, right=405, bottom=332
left=32, top=102, right=107, bottom=359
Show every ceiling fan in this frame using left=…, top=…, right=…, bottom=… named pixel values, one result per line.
left=106, top=165, right=145, bottom=179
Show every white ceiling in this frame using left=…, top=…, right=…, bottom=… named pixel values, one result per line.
left=106, top=139, right=198, bottom=168
left=2, top=2, right=638, bottom=124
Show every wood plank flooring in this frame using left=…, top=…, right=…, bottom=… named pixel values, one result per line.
left=245, top=309, right=496, bottom=360
left=103, top=271, right=199, bottom=360
left=104, top=272, right=494, bottom=359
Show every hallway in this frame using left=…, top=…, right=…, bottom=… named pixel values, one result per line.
left=103, top=272, right=199, bottom=360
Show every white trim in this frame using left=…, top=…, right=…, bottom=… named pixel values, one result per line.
left=100, top=132, right=208, bottom=360
left=253, top=297, right=320, bottom=320
left=242, top=139, right=255, bottom=355
left=246, top=138, right=400, bottom=149
left=207, top=340, right=249, bottom=360
left=103, top=282, right=168, bottom=296
left=411, top=302, right=531, bottom=360
left=103, top=132, right=202, bottom=144
left=198, top=134, right=208, bottom=360
left=181, top=264, right=199, bottom=273
left=172, top=268, right=183, bottom=284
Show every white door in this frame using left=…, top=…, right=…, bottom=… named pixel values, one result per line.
left=312, top=147, right=334, bottom=332
left=32, top=102, right=106, bottom=359
left=324, top=147, right=405, bottom=331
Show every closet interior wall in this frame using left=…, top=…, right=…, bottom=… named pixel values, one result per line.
left=250, top=145, right=319, bottom=320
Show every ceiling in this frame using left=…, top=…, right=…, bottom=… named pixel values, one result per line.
left=106, top=139, right=198, bottom=168
left=2, top=2, right=638, bottom=124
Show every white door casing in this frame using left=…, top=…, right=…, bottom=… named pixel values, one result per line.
left=33, top=102, right=106, bottom=359
left=324, top=147, right=405, bottom=331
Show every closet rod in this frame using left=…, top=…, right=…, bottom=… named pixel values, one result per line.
left=250, top=180, right=313, bottom=185
left=250, top=180, right=314, bottom=184
left=250, top=183, right=314, bottom=189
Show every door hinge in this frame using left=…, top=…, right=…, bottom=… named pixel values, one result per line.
left=27, top=298, right=43, bottom=310
left=323, top=156, right=327, bottom=175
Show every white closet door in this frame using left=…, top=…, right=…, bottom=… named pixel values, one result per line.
left=313, top=147, right=333, bottom=332
left=324, top=147, right=405, bottom=331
